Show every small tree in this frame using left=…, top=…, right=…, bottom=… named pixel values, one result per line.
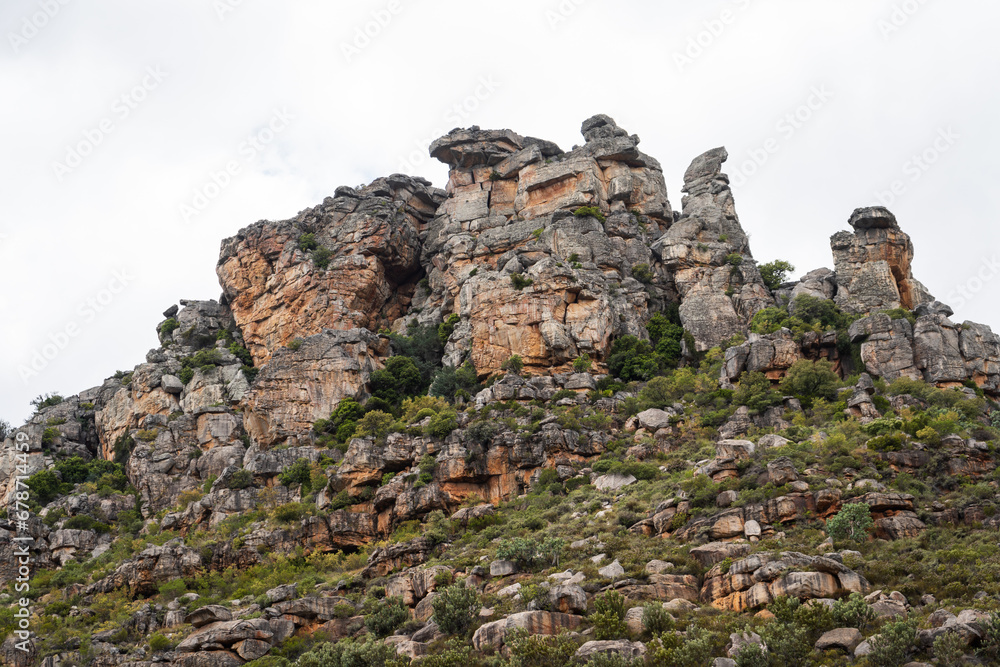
left=355, top=410, right=394, bottom=440
left=501, top=354, right=524, bottom=376
left=868, top=620, right=916, bottom=667
left=733, top=642, right=768, bottom=667
left=759, top=260, right=795, bottom=290
left=780, top=359, right=841, bottom=406
left=590, top=591, right=628, bottom=640
left=431, top=585, right=480, bottom=636
left=826, top=503, right=874, bottom=544
left=573, top=354, right=592, bottom=373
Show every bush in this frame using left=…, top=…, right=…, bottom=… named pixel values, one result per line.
left=274, top=502, right=306, bottom=523
left=933, top=630, right=967, bottom=667
left=573, top=354, right=592, bottom=373
left=277, top=458, right=313, bottom=492
left=780, top=359, right=840, bottom=406
left=438, top=313, right=461, bottom=344
left=159, top=318, right=180, bottom=336
left=504, top=628, right=579, bottom=667
left=31, top=393, right=64, bottom=412
left=429, top=360, right=480, bottom=399
left=607, top=336, right=659, bottom=382
left=365, top=595, right=410, bottom=637
left=979, top=612, right=1000, bottom=661
left=725, top=252, right=743, bottom=267
left=369, top=356, right=425, bottom=405
left=826, top=503, right=873, bottom=544
left=867, top=620, right=916, bottom=667
left=760, top=621, right=812, bottom=665
left=27, top=469, right=67, bottom=505
left=631, top=263, right=654, bottom=284
left=501, top=354, right=524, bottom=375
left=642, top=603, right=674, bottom=636
left=227, top=469, right=253, bottom=490
left=149, top=633, right=171, bottom=652
left=591, top=590, right=628, bottom=640
left=573, top=206, right=606, bottom=223
left=427, top=410, right=458, bottom=439
left=759, top=260, right=795, bottom=290
left=831, top=592, right=876, bottom=631
left=733, top=371, right=783, bottom=414
left=511, top=273, right=534, bottom=290
left=297, top=637, right=405, bottom=667
left=431, top=585, right=480, bottom=636
left=355, top=411, right=394, bottom=440
left=733, top=642, right=767, bottom=667
left=298, top=233, right=317, bottom=251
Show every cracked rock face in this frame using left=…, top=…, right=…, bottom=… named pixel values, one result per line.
left=652, top=147, right=775, bottom=351
left=831, top=207, right=934, bottom=315
left=217, top=175, right=445, bottom=366
left=415, top=115, right=675, bottom=376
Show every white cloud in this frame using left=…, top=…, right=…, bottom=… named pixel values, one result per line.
left=2, top=0, right=998, bottom=422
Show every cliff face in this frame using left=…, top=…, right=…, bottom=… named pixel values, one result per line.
left=5, top=114, right=1000, bottom=667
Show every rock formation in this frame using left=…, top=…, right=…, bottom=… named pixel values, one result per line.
left=831, top=206, right=934, bottom=314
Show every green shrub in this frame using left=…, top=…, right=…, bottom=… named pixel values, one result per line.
left=591, top=590, right=628, bottom=640
left=780, top=359, right=840, bottom=406
left=27, top=469, right=67, bottom=505
left=725, top=253, right=743, bottom=267
left=733, top=371, right=783, bottom=414
left=149, top=633, right=171, bottom=652
left=760, top=621, right=812, bottom=665
left=933, top=630, right=967, bottom=667
left=438, top=313, right=461, bottom=344
left=364, top=595, right=410, bottom=637
left=632, top=263, right=654, bottom=284
left=355, top=411, right=394, bottom=440
left=369, top=356, right=426, bottom=405
left=41, top=427, right=60, bottom=446
left=511, top=273, right=534, bottom=290
left=298, top=233, right=317, bottom=251
left=277, top=458, right=313, bottom=492
left=31, top=393, right=64, bottom=412
left=273, top=502, right=306, bottom=523
left=227, top=469, right=254, bottom=490
left=573, top=206, right=606, bottom=223
left=159, top=318, right=180, bottom=336
left=426, top=410, right=458, bottom=439
left=867, top=620, right=916, bottom=667
left=642, top=603, right=674, bottom=636
left=759, top=259, right=795, bottom=290
left=831, top=592, right=876, bottom=631
left=573, top=354, right=592, bottom=373
left=826, top=503, right=873, bottom=544
left=979, top=612, right=1000, bottom=661
left=297, top=637, right=404, bottom=667
left=431, top=585, right=480, bottom=636
left=733, top=642, right=767, bottom=667
left=501, top=354, right=524, bottom=375
left=504, top=628, right=579, bottom=667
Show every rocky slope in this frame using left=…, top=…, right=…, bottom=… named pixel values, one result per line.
left=3, top=115, right=1000, bottom=667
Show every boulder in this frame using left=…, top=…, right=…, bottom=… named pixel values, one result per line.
left=815, top=628, right=863, bottom=653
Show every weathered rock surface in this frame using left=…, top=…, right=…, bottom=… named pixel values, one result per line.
left=653, top=147, right=774, bottom=350
left=217, top=175, right=445, bottom=366
left=832, top=207, right=933, bottom=314
left=421, top=115, right=673, bottom=376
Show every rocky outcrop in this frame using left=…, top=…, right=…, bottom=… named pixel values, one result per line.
left=850, top=311, right=1000, bottom=392
left=419, top=115, right=673, bottom=376
left=652, top=147, right=774, bottom=350
left=241, top=329, right=389, bottom=447
left=217, top=175, right=445, bottom=366
left=702, top=551, right=869, bottom=612
left=831, top=207, right=933, bottom=315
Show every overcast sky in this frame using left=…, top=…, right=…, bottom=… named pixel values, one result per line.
left=2, top=0, right=998, bottom=424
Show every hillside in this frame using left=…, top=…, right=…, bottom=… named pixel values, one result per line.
left=2, top=115, right=1000, bottom=667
